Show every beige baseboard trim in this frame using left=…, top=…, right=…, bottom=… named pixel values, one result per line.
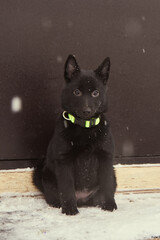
left=0, top=165, right=160, bottom=194
left=147, top=238, right=160, bottom=240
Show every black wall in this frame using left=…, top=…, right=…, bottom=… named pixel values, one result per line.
left=0, top=0, right=160, bottom=168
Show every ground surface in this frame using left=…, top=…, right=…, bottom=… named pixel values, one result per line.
left=0, top=192, right=160, bottom=240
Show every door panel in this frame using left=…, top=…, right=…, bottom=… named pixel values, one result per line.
left=0, top=0, right=160, bottom=166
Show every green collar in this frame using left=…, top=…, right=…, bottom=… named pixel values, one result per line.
left=62, top=111, right=101, bottom=128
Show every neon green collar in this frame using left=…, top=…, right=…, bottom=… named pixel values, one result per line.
left=62, top=111, right=101, bottom=128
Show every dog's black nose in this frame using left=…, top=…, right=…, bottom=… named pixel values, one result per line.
left=83, top=107, right=91, bottom=116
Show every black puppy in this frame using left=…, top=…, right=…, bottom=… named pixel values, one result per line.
left=33, top=55, right=117, bottom=215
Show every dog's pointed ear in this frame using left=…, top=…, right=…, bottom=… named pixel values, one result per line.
left=94, top=57, right=111, bottom=85
left=64, top=55, right=80, bottom=82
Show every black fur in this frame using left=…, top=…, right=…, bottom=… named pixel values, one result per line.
left=33, top=55, right=117, bottom=215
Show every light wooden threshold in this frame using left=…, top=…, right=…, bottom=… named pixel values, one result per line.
left=147, top=238, right=160, bottom=240
left=0, top=164, right=160, bottom=194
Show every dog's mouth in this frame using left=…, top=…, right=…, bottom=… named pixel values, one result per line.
left=75, top=110, right=98, bottom=120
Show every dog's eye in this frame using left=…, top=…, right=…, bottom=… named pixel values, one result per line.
left=92, top=90, right=99, bottom=98
left=73, top=89, right=82, bottom=97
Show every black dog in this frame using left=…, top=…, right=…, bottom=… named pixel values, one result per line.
left=33, top=55, right=117, bottom=215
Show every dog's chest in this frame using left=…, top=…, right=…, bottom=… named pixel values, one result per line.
left=74, top=151, right=99, bottom=190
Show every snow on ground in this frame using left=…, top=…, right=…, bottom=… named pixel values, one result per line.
left=1, top=164, right=160, bottom=173
left=0, top=193, right=160, bottom=240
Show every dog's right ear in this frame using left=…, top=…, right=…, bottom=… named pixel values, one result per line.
left=95, top=57, right=111, bottom=85
left=64, top=55, right=80, bottom=82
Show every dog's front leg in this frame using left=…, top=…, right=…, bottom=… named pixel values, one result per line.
left=99, top=152, right=117, bottom=211
left=55, top=160, right=79, bottom=215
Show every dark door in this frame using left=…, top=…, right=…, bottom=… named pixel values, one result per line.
left=0, top=0, right=160, bottom=169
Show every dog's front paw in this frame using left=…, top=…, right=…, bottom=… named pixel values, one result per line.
left=49, top=201, right=61, bottom=209
left=46, top=197, right=61, bottom=208
left=62, top=201, right=79, bottom=215
left=102, top=199, right=117, bottom=212
left=62, top=206, right=79, bottom=215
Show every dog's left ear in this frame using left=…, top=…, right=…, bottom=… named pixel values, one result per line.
left=94, top=57, right=110, bottom=85
left=64, top=55, right=80, bottom=82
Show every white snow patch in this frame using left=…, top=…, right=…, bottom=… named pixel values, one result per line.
left=114, top=163, right=160, bottom=168
left=1, top=164, right=160, bottom=173
left=0, top=168, right=33, bottom=173
left=0, top=193, right=160, bottom=240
